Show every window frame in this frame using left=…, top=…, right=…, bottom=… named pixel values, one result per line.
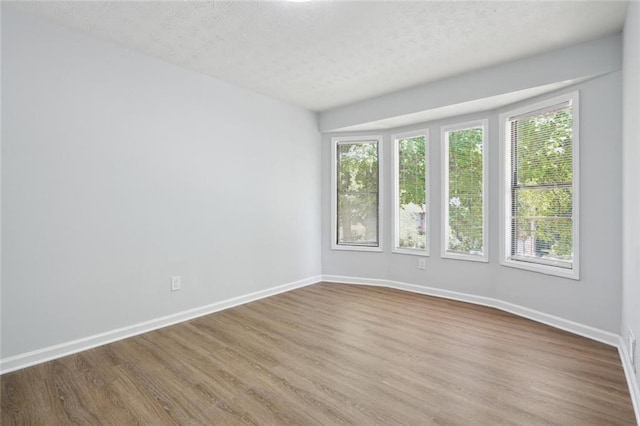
left=441, top=119, right=489, bottom=262
left=391, top=129, right=429, bottom=256
left=499, top=91, right=580, bottom=280
left=331, top=135, right=384, bottom=252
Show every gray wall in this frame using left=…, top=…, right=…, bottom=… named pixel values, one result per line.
left=622, top=0, right=640, bottom=384
left=1, top=9, right=321, bottom=358
left=322, top=71, right=622, bottom=333
left=318, top=35, right=622, bottom=133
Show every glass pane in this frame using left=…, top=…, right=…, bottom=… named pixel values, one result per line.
left=337, top=193, right=378, bottom=246
left=337, top=142, right=378, bottom=193
left=397, top=136, right=427, bottom=250
left=510, top=102, right=574, bottom=269
left=512, top=187, right=572, bottom=265
left=515, top=107, right=572, bottom=186
left=336, top=141, right=378, bottom=247
left=447, top=127, right=484, bottom=255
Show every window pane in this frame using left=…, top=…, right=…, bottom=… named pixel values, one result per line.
left=336, top=141, right=379, bottom=247
left=515, top=108, right=573, bottom=186
left=337, top=193, right=378, bottom=245
left=397, top=136, right=427, bottom=250
left=509, top=101, right=574, bottom=271
left=512, top=187, right=572, bottom=266
left=337, top=142, right=378, bottom=193
left=447, top=127, right=484, bottom=255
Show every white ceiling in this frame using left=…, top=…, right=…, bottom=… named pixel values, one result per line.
left=7, top=1, right=629, bottom=112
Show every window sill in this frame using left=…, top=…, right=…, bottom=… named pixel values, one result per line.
left=392, top=248, right=429, bottom=257
left=331, top=244, right=383, bottom=253
left=441, top=251, right=488, bottom=263
left=501, top=258, right=579, bottom=280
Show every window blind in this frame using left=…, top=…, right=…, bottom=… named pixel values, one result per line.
left=509, top=102, right=573, bottom=269
left=396, top=135, right=427, bottom=251
left=445, top=126, right=485, bottom=256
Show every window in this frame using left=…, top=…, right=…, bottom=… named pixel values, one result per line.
left=500, top=92, right=579, bottom=279
left=331, top=135, right=382, bottom=251
left=442, top=120, right=488, bottom=261
left=392, top=130, right=428, bottom=255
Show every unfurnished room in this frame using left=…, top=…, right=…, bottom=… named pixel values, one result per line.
left=1, top=0, right=640, bottom=424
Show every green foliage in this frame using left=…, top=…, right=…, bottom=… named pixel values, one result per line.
left=398, top=137, right=426, bottom=207
left=337, top=142, right=378, bottom=244
left=338, top=143, right=378, bottom=193
left=447, top=128, right=484, bottom=254
left=515, top=109, right=572, bottom=186
left=398, top=137, right=427, bottom=249
left=514, top=108, right=573, bottom=260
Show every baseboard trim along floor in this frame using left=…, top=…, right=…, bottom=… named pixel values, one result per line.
left=2, top=274, right=638, bottom=424
left=322, top=275, right=619, bottom=346
left=0, top=275, right=321, bottom=375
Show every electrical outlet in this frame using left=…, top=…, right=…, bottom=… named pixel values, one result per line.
left=171, top=276, right=181, bottom=291
left=629, top=327, right=636, bottom=372
left=418, top=258, right=426, bottom=270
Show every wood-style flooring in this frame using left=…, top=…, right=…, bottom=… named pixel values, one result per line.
left=1, top=283, right=636, bottom=425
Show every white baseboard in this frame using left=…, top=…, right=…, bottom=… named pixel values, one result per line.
left=4, top=273, right=638, bottom=424
left=0, top=275, right=321, bottom=375
left=1, top=275, right=618, bottom=371
left=619, top=337, right=640, bottom=424
left=321, top=275, right=620, bottom=346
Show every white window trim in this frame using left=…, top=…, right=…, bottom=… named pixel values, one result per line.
left=499, top=91, right=580, bottom=280
left=331, top=135, right=384, bottom=252
left=391, top=129, right=430, bottom=256
left=441, top=119, right=489, bottom=263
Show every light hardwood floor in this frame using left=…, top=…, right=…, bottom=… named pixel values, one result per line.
left=1, top=283, right=636, bottom=425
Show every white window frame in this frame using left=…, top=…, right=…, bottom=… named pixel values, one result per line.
left=441, top=119, right=489, bottom=262
left=331, top=135, right=383, bottom=252
left=391, top=129, right=429, bottom=256
left=499, top=91, right=580, bottom=280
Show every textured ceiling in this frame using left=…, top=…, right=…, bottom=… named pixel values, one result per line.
left=6, top=1, right=628, bottom=112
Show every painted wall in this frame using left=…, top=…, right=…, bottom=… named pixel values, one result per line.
left=322, top=71, right=622, bottom=333
left=318, top=35, right=622, bottom=133
left=622, top=0, right=640, bottom=385
left=1, top=9, right=321, bottom=358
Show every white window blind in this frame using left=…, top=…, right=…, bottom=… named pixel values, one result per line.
left=442, top=121, right=487, bottom=260
left=508, top=99, right=575, bottom=270
left=335, top=140, right=380, bottom=247
left=394, top=132, right=428, bottom=253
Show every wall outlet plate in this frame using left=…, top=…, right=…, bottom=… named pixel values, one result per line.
left=171, top=276, right=181, bottom=291
left=418, top=258, right=426, bottom=270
